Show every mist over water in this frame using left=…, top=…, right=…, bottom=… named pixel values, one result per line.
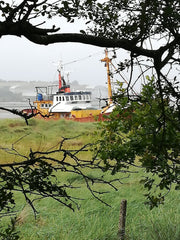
left=0, top=102, right=30, bottom=119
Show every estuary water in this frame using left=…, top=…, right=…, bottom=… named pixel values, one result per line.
left=0, top=102, right=30, bottom=119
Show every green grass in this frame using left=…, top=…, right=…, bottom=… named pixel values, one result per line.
left=0, top=119, right=179, bottom=240
left=12, top=177, right=179, bottom=240
left=0, top=118, right=96, bottom=162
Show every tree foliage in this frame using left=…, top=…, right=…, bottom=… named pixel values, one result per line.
left=96, top=76, right=179, bottom=208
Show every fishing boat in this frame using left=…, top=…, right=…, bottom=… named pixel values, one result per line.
left=23, top=49, right=115, bottom=121
left=32, top=65, right=101, bottom=121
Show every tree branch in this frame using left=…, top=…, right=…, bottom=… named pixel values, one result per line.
left=25, top=32, right=158, bottom=57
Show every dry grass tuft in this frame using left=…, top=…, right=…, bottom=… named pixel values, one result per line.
left=16, top=207, right=30, bottom=226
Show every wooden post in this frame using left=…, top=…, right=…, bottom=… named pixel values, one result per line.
left=117, top=199, right=127, bottom=240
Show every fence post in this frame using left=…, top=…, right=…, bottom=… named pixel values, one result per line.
left=117, top=199, right=127, bottom=240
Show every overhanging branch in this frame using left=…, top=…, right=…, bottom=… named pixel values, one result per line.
left=24, top=32, right=157, bottom=58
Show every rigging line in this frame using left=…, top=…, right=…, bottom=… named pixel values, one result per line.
left=110, top=61, right=138, bottom=96
left=61, top=48, right=119, bottom=66
left=112, top=55, right=138, bottom=94
left=63, top=50, right=104, bottom=66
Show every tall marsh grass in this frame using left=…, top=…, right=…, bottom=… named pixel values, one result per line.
left=0, top=119, right=179, bottom=240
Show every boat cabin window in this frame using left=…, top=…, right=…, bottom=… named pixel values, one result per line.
left=66, top=96, right=69, bottom=101
left=55, top=94, right=90, bottom=102
left=41, top=103, right=51, bottom=108
left=86, top=95, right=90, bottom=100
left=56, top=96, right=65, bottom=102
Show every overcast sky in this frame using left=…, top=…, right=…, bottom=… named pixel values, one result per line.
left=0, top=9, right=108, bottom=87
left=0, top=35, right=109, bottom=86
left=0, top=11, right=130, bottom=90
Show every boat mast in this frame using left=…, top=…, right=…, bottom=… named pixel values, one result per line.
left=101, top=49, right=113, bottom=105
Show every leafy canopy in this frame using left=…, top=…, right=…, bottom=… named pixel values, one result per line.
left=96, top=75, right=179, bottom=208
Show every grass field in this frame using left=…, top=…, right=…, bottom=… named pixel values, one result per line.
left=0, top=119, right=179, bottom=240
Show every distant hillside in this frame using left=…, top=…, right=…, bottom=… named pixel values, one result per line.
left=0, top=86, right=23, bottom=101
